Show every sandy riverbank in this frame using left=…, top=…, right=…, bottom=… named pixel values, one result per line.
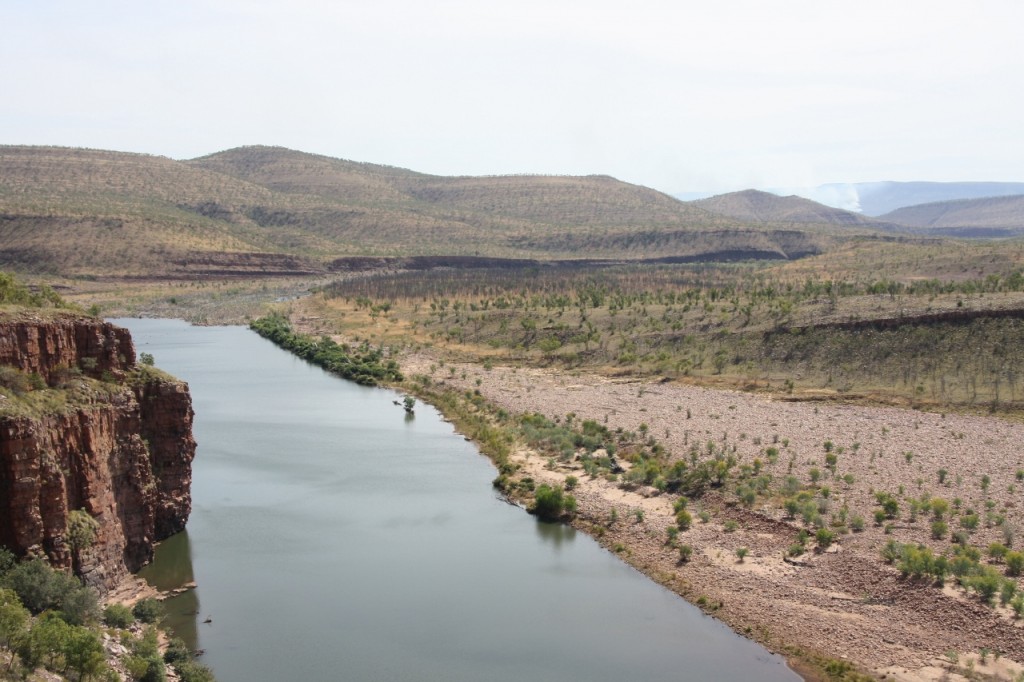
left=401, top=353, right=1024, bottom=681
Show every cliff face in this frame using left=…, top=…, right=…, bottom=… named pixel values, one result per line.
left=0, top=312, right=195, bottom=592
left=0, top=313, right=135, bottom=383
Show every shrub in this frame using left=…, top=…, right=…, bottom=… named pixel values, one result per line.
left=130, top=627, right=166, bottom=682
left=675, top=509, right=693, bottom=531
left=163, top=638, right=191, bottom=664
left=665, top=526, right=679, bottom=545
left=965, top=567, right=1002, bottom=605
left=931, top=520, right=948, bottom=540
left=532, top=484, right=576, bottom=521
left=881, top=539, right=901, bottom=563
left=1012, top=594, right=1024, bottom=618
left=678, top=545, right=693, bottom=562
left=0, top=367, right=32, bottom=394
left=723, top=520, right=738, bottom=533
left=175, top=659, right=216, bottom=682
left=735, top=547, right=749, bottom=562
left=815, top=528, right=835, bottom=550
left=1006, top=551, right=1024, bottom=577
left=1001, top=579, right=1017, bottom=606
left=132, top=597, right=163, bottom=624
left=103, top=603, right=135, bottom=628
left=931, top=498, right=950, bottom=520
left=66, top=510, right=100, bottom=552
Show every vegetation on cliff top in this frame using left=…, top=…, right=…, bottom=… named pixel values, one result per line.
left=0, top=272, right=69, bottom=309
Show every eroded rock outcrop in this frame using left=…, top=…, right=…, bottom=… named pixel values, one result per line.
left=0, top=312, right=195, bottom=592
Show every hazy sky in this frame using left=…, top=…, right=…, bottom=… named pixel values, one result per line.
left=3, top=1, right=1022, bottom=194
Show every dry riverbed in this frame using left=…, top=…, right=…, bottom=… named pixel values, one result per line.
left=401, top=353, right=1024, bottom=681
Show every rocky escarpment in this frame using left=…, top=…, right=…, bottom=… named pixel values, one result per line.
left=0, top=312, right=195, bottom=592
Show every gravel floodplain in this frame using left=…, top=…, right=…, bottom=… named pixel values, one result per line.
left=404, top=354, right=1024, bottom=681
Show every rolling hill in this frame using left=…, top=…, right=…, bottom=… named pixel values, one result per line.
left=879, top=194, right=1024, bottom=237
left=691, top=189, right=896, bottom=230
left=0, top=145, right=889, bottom=278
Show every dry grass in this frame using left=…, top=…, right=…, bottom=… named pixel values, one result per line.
left=1, top=145, right=901, bottom=277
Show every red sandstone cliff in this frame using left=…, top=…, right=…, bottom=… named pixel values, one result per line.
left=0, top=312, right=195, bottom=592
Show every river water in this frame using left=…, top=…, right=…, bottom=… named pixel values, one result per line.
left=120, top=318, right=798, bottom=682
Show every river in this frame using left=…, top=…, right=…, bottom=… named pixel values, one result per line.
left=120, top=318, right=798, bottom=682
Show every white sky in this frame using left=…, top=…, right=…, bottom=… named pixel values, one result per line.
left=3, top=0, right=1022, bottom=194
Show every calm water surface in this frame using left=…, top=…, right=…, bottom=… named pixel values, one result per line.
left=120, top=318, right=798, bottom=682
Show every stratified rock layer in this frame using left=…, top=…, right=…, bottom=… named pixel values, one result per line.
left=0, top=312, right=195, bottom=592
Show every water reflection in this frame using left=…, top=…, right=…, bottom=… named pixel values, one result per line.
left=138, top=531, right=200, bottom=649
left=534, top=520, right=576, bottom=550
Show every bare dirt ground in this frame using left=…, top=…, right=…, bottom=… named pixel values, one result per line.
left=401, top=353, right=1024, bottom=681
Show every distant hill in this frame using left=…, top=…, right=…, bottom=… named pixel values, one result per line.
left=817, top=181, right=1024, bottom=216
left=0, top=145, right=891, bottom=278
left=691, top=189, right=895, bottom=230
left=880, top=194, right=1024, bottom=237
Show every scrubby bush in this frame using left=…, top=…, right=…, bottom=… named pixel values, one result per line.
left=815, top=528, right=835, bottom=550
left=175, top=659, right=216, bottom=682
left=1006, top=551, right=1024, bottom=577
left=103, top=603, right=135, bottom=629
left=66, top=509, right=100, bottom=552
left=163, top=637, right=191, bottom=665
left=532, top=484, right=576, bottom=521
left=129, top=627, right=166, bottom=682
left=132, top=597, right=163, bottom=624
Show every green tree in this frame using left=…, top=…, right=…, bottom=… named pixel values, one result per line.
left=2, top=559, right=94, bottom=621
left=0, top=589, right=29, bottom=670
left=62, top=626, right=106, bottom=681
left=18, top=612, right=70, bottom=670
